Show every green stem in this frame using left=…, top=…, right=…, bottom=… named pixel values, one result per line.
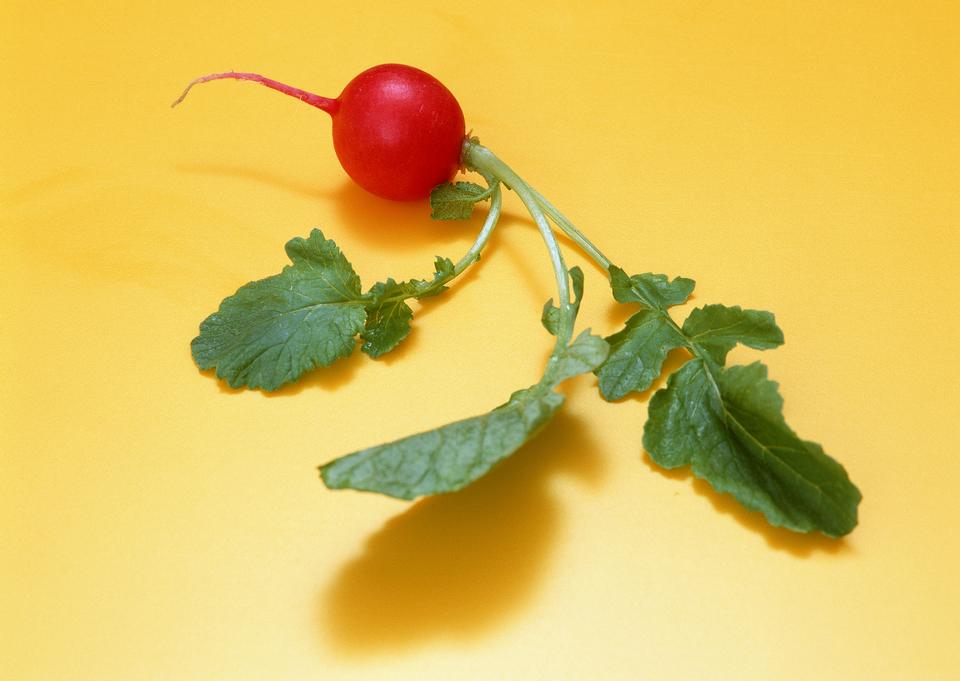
left=526, top=170, right=709, bottom=370
left=462, top=139, right=612, bottom=281
left=462, top=140, right=714, bottom=384
left=528, top=187, right=612, bottom=271
left=367, top=181, right=502, bottom=306
left=451, top=183, right=502, bottom=277
left=463, top=141, right=574, bottom=352
left=527, top=183, right=721, bottom=369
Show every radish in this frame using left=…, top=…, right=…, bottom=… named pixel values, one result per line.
left=173, top=64, right=465, bottom=200
left=180, top=64, right=861, bottom=539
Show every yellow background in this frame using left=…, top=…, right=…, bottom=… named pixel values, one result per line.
left=3, top=1, right=958, bottom=679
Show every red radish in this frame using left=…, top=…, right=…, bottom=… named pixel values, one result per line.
left=173, top=64, right=466, bottom=201
left=183, top=64, right=861, bottom=539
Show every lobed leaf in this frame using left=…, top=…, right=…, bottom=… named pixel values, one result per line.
left=359, top=257, right=459, bottom=359
left=414, top=256, right=456, bottom=298
left=542, top=267, right=585, bottom=336
left=361, top=279, right=415, bottom=358
left=643, top=360, right=861, bottom=537
left=597, top=309, right=687, bottom=400
left=191, top=229, right=367, bottom=391
left=551, top=329, right=610, bottom=381
left=608, top=265, right=695, bottom=311
left=429, top=181, right=493, bottom=220
left=683, top=304, right=784, bottom=364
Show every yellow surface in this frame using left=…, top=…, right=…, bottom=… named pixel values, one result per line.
left=3, top=1, right=958, bottom=679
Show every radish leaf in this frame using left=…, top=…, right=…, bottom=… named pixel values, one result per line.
left=598, top=309, right=688, bottom=400
left=608, top=265, right=695, bottom=310
left=597, top=262, right=857, bottom=536
left=429, top=181, right=494, bottom=220
left=551, top=329, right=610, bottom=381
left=644, top=360, right=861, bottom=537
left=191, top=229, right=367, bottom=391
left=321, top=385, right=565, bottom=499
left=360, top=279, right=415, bottom=358
left=596, top=266, right=694, bottom=400
left=542, top=266, right=584, bottom=335
left=682, top=304, right=784, bottom=364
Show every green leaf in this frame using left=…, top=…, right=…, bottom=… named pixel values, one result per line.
left=191, top=229, right=367, bottom=391
left=551, top=329, right=610, bottom=382
left=413, top=256, right=456, bottom=299
left=542, top=266, right=584, bottom=335
left=429, top=181, right=493, bottom=220
left=683, top=304, right=784, bottom=364
left=361, top=279, right=415, bottom=358
left=643, top=360, right=861, bottom=537
left=359, top=256, right=460, bottom=359
left=608, top=265, right=695, bottom=310
left=321, top=386, right=564, bottom=499
left=597, top=309, right=688, bottom=400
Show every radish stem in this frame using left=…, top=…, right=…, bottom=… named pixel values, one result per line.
left=171, top=72, right=339, bottom=114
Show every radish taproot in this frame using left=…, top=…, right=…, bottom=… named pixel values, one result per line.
left=180, top=64, right=861, bottom=539
left=173, top=64, right=465, bottom=200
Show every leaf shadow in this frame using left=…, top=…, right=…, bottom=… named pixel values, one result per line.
left=639, top=453, right=852, bottom=558
left=318, top=409, right=605, bottom=657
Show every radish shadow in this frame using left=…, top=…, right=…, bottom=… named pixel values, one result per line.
left=175, top=161, right=333, bottom=201
left=318, top=406, right=605, bottom=656
left=329, top=180, right=470, bottom=252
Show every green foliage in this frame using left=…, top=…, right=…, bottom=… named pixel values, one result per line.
left=596, top=266, right=693, bottom=400
left=542, top=266, right=584, bottom=336
left=552, top=329, right=610, bottom=381
left=191, top=229, right=367, bottom=391
left=682, top=304, right=784, bottom=364
left=321, top=386, right=565, bottom=499
left=360, top=279, right=415, bottom=358
left=192, top=230, right=466, bottom=389
left=598, top=309, right=687, bottom=400
left=608, top=265, right=695, bottom=310
left=192, top=137, right=861, bottom=540
left=600, top=264, right=860, bottom=536
left=429, top=181, right=494, bottom=220
left=644, top=361, right=860, bottom=536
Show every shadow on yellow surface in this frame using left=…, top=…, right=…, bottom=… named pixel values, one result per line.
left=2, top=168, right=92, bottom=207
left=176, top=161, right=333, bottom=202
left=330, top=180, right=481, bottom=252
left=319, top=408, right=605, bottom=655
left=640, top=453, right=852, bottom=557
left=177, top=162, right=481, bottom=253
